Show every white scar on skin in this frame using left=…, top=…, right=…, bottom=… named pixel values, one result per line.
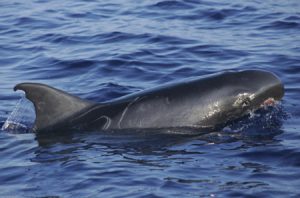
left=118, top=97, right=141, bottom=128
left=101, top=116, right=111, bottom=130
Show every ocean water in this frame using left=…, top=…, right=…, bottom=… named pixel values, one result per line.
left=0, top=0, right=299, bottom=197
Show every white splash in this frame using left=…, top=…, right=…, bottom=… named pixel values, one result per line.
left=1, top=96, right=35, bottom=133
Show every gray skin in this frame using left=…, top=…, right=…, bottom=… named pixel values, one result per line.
left=14, top=70, right=284, bottom=133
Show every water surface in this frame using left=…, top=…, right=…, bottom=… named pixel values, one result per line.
left=0, top=0, right=299, bottom=197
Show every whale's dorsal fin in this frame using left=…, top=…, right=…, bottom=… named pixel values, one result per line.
left=14, top=83, right=95, bottom=132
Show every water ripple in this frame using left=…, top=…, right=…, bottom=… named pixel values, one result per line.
left=0, top=0, right=299, bottom=197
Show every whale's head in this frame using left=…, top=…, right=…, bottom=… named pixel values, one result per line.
left=202, top=70, right=284, bottom=128
left=230, top=70, right=284, bottom=108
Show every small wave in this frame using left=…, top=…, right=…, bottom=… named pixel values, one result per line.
left=146, top=34, right=195, bottom=45
left=87, top=82, right=141, bottom=101
left=271, top=55, right=300, bottom=72
left=149, top=0, right=194, bottom=10
left=185, top=45, right=250, bottom=60
left=54, top=59, right=96, bottom=70
left=169, top=5, right=258, bottom=21
left=34, top=31, right=148, bottom=45
left=14, top=16, right=60, bottom=29
left=199, top=8, right=247, bottom=21
left=284, top=16, right=300, bottom=21
left=96, top=31, right=145, bottom=44
left=238, top=148, right=300, bottom=167
left=19, top=56, right=98, bottom=80
left=259, top=20, right=300, bottom=30
left=65, top=12, right=90, bottom=19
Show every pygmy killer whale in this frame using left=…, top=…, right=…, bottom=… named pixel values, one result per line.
left=14, top=70, right=284, bottom=133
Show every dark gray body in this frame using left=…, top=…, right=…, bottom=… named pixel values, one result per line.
left=14, top=70, right=284, bottom=133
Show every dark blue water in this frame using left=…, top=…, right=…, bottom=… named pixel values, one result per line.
left=1, top=0, right=299, bottom=197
